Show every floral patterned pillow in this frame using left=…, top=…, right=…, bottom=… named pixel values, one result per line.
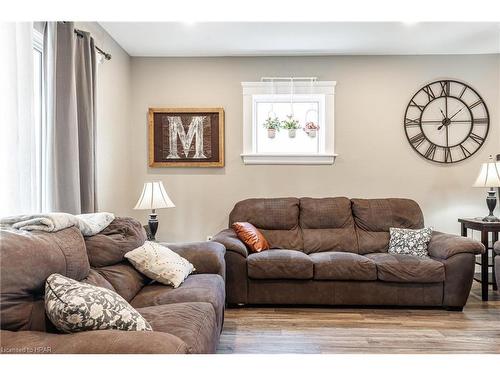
left=45, top=274, right=152, bottom=333
left=388, top=227, right=433, bottom=258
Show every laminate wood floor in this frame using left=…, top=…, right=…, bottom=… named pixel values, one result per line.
left=217, top=282, right=500, bottom=354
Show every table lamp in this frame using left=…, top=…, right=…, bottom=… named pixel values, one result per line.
left=473, top=155, right=500, bottom=222
left=134, top=181, right=175, bottom=240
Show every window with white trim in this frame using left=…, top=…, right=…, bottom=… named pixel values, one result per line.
left=241, top=79, right=337, bottom=165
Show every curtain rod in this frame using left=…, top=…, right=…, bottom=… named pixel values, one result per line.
left=74, top=29, right=112, bottom=61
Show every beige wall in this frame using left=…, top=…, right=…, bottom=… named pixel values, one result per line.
left=125, top=54, right=500, bottom=242
left=75, top=23, right=134, bottom=218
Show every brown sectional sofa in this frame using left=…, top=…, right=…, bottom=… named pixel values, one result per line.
left=0, top=217, right=225, bottom=354
left=213, top=197, right=485, bottom=310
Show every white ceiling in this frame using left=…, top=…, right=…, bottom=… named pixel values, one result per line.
left=99, top=22, right=500, bottom=57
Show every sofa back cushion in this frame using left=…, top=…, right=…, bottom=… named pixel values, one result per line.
left=93, top=263, right=150, bottom=302
left=229, top=198, right=303, bottom=250
left=299, top=197, right=358, bottom=254
left=0, top=227, right=89, bottom=332
left=85, top=217, right=147, bottom=268
left=82, top=269, right=116, bottom=291
left=84, top=217, right=149, bottom=302
left=351, top=198, right=424, bottom=254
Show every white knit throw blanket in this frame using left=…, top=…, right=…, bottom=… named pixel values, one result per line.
left=0, top=212, right=115, bottom=236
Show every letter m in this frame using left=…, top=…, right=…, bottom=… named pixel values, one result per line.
left=167, top=116, right=207, bottom=159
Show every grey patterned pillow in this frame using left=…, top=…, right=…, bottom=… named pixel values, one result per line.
left=45, top=274, right=152, bottom=333
left=388, top=227, right=433, bottom=258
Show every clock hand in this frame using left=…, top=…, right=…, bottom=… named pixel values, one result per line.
left=439, top=108, right=446, bottom=119
left=438, top=107, right=465, bottom=130
left=421, top=120, right=444, bottom=123
left=449, top=107, right=464, bottom=120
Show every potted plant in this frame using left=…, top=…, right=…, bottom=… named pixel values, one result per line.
left=281, top=115, right=301, bottom=138
left=303, top=122, right=320, bottom=138
left=263, top=116, right=280, bottom=138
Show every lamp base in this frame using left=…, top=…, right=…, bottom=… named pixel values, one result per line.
left=482, top=215, right=500, bottom=222
left=148, top=213, right=159, bottom=241
left=482, top=189, right=500, bottom=222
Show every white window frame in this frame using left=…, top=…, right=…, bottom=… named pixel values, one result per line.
left=241, top=80, right=337, bottom=165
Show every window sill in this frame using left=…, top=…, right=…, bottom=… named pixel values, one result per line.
left=240, top=153, right=337, bottom=165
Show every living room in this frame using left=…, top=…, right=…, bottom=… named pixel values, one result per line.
left=1, top=0, right=499, bottom=372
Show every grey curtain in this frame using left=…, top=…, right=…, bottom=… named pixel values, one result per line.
left=43, top=22, right=97, bottom=214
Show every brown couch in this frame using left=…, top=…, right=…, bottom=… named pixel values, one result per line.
left=494, top=241, right=500, bottom=289
left=213, top=197, right=485, bottom=311
left=0, top=217, right=225, bottom=354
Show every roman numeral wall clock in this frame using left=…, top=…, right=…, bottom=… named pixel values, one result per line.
left=404, top=80, right=490, bottom=164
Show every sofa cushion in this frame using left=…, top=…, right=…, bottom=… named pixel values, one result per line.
left=229, top=197, right=299, bottom=230
left=130, top=274, right=225, bottom=331
left=94, top=262, right=150, bottom=302
left=229, top=198, right=303, bottom=250
left=138, top=303, right=218, bottom=354
left=351, top=198, right=424, bottom=254
left=0, top=329, right=189, bottom=354
left=85, top=217, right=147, bottom=268
left=300, top=197, right=358, bottom=254
left=82, top=269, right=116, bottom=291
left=0, top=227, right=89, bottom=332
left=247, top=249, right=313, bottom=279
left=258, top=227, right=303, bottom=250
left=365, top=253, right=445, bottom=283
left=310, top=252, right=377, bottom=281
left=45, top=274, right=152, bottom=333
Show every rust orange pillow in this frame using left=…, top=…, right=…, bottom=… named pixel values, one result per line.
left=232, top=222, right=270, bottom=253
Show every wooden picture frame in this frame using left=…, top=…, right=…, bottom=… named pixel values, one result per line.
left=148, top=107, right=225, bottom=167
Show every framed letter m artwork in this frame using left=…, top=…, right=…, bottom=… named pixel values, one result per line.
left=148, top=107, right=225, bottom=167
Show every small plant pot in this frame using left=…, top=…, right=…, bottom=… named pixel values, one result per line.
left=307, top=129, right=317, bottom=138
left=288, top=129, right=297, bottom=138
left=267, top=129, right=277, bottom=138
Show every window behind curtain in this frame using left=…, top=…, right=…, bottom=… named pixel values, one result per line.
left=33, top=29, right=43, bottom=212
left=0, top=23, right=40, bottom=216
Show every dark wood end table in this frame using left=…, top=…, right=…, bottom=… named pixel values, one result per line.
left=458, top=218, right=500, bottom=301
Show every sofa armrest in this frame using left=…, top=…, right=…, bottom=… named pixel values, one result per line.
left=164, top=241, right=226, bottom=279
left=494, top=241, right=500, bottom=255
left=0, top=329, right=188, bottom=354
left=427, top=231, right=485, bottom=260
left=212, top=229, right=248, bottom=258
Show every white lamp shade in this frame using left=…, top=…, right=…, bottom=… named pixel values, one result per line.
left=134, top=181, right=175, bottom=210
left=473, top=158, right=500, bottom=188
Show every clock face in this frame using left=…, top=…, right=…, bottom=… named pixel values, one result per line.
left=404, top=80, right=489, bottom=164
